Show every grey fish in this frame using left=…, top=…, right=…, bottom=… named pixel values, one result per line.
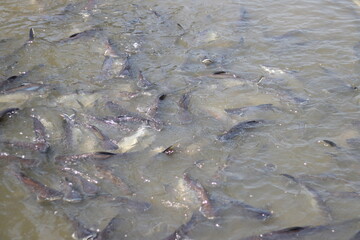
left=0, top=83, right=44, bottom=94
left=0, top=153, right=38, bottom=168
left=0, top=108, right=19, bottom=120
left=183, top=172, right=215, bottom=219
left=137, top=70, right=154, bottom=89
left=281, top=173, right=332, bottom=220
left=16, top=172, right=63, bottom=201
left=55, top=152, right=118, bottom=163
left=56, top=28, right=103, bottom=43
left=61, top=167, right=99, bottom=196
left=214, top=195, right=272, bottom=221
left=350, top=230, right=360, bottom=240
left=66, top=214, right=98, bottom=240
left=240, top=217, right=360, bottom=240
left=225, top=104, right=277, bottom=116
left=217, top=120, right=268, bottom=141
left=0, top=64, right=44, bottom=90
left=106, top=101, right=162, bottom=131
left=102, top=195, right=152, bottom=212
left=61, top=178, right=83, bottom=203
left=99, top=39, right=130, bottom=80
left=61, top=114, right=75, bottom=149
left=162, top=212, right=205, bottom=240
left=32, top=116, right=49, bottom=148
left=346, top=138, right=360, bottom=148
left=2, top=140, right=49, bottom=153
left=95, top=165, right=133, bottom=195
left=146, top=93, right=166, bottom=119
left=178, top=92, right=192, bottom=124
left=94, top=217, right=122, bottom=240
left=208, top=71, right=240, bottom=79
left=85, top=124, right=119, bottom=150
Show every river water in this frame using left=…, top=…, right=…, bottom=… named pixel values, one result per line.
left=1, top=0, right=360, bottom=239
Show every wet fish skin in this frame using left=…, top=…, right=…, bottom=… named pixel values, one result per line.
left=55, top=152, right=117, bottom=163
left=178, top=93, right=192, bottom=124
left=183, top=172, right=215, bottom=219
left=220, top=198, right=272, bottom=220
left=162, top=212, right=205, bottom=240
left=62, top=178, right=83, bottom=203
left=94, top=217, right=122, bottom=240
left=0, top=108, right=19, bottom=120
left=0, top=153, right=38, bottom=168
left=350, top=230, right=360, bottom=240
left=85, top=124, right=119, bottom=150
left=57, top=28, right=103, bottom=43
left=1, top=83, right=43, bottom=94
left=32, top=116, right=48, bottom=146
left=217, top=120, right=268, bottom=142
left=61, top=168, right=99, bottom=197
left=281, top=173, right=332, bottom=220
left=146, top=93, right=166, bottom=119
left=240, top=226, right=314, bottom=240
left=2, top=140, right=49, bottom=153
left=95, top=165, right=133, bottom=195
left=137, top=70, right=154, bottom=89
left=103, top=196, right=152, bottom=212
left=66, top=214, right=98, bottom=240
left=225, top=104, right=276, bottom=116
left=16, top=172, right=63, bottom=201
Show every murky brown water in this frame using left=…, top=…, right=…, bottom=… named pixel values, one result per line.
left=1, top=0, right=360, bottom=239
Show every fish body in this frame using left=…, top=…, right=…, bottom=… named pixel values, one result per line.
left=225, top=104, right=276, bottom=116
left=17, top=172, right=63, bottom=201
left=217, top=120, right=268, bottom=141
left=162, top=212, right=204, bottom=240
left=178, top=93, right=192, bottom=124
left=0, top=108, right=19, bottom=120
left=55, top=152, right=117, bottom=163
left=137, top=71, right=154, bottom=89
left=183, top=172, right=215, bottom=219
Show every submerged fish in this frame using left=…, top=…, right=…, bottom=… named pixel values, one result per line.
left=66, top=214, right=98, bottom=240
left=0, top=83, right=44, bottom=94
left=60, top=167, right=99, bottom=196
left=225, top=104, right=277, bottom=116
left=183, top=172, right=215, bottom=219
left=137, top=70, right=154, bottom=89
left=240, top=217, right=360, bottom=240
left=61, top=178, right=83, bottom=203
left=55, top=152, right=118, bottom=163
left=162, top=212, right=205, bottom=240
left=178, top=92, right=192, bottom=124
left=217, top=120, right=269, bottom=141
left=2, top=140, right=49, bottom=153
left=0, top=107, right=19, bottom=120
left=16, top=172, right=63, bottom=201
left=0, top=153, right=38, bottom=168
left=85, top=124, right=119, bottom=150
left=146, top=93, right=166, bottom=120
left=56, top=28, right=103, bottom=43
left=95, top=165, right=133, bottom=195
left=32, top=116, right=49, bottom=149
left=281, top=173, right=332, bottom=220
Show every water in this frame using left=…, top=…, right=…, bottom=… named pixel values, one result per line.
left=1, top=0, right=360, bottom=239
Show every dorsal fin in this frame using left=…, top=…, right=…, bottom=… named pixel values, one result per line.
left=28, top=28, right=35, bottom=42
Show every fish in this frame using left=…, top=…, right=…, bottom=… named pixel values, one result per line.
left=0, top=83, right=44, bottom=94
left=162, top=212, right=205, bottom=240
left=61, top=114, right=75, bottom=149
left=32, top=116, right=49, bottom=148
left=2, top=140, right=49, bottom=153
left=137, top=70, right=154, bottom=89
left=95, top=165, right=133, bottom=195
left=240, top=217, right=360, bottom=240
left=56, top=28, right=103, bottom=43
left=61, top=178, right=83, bottom=203
left=162, top=145, right=176, bottom=156
left=106, top=101, right=162, bottom=131
left=0, top=64, right=44, bottom=90
left=214, top=195, right=272, bottom=220
left=0, top=108, right=19, bottom=120
left=320, top=139, right=338, bottom=148
left=102, top=195, right=152, bottom=212
left=217, top=120, right=269, bottom=141
left=0, top=153, right=38, bottom=168
left=55, top=152, right=118, bottom=163
left=346, top=138, right=360, bottom=148
left=66, top=214, right=98, bottom=240
left=16, top=172, right=63, bottom=201
left=281, top=173, right=332, bottom=220
left=60, top=167, right=99, bottom=196
left=85, top=124, right=119, bottom=150
left=146, top=93, right=166, bottom=119
left=208, top=71, right=240, bottom=79
left=178, top=93, right=192, bottom=124
left=183, top=172, right=215, bottom=219
left=350, top=230, right=360, bottom=240
left=100, top=39, right=130, bottom=80
left=225, top=104, right=278, bottom=116
left=94, top=217, right=122, bottom=240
